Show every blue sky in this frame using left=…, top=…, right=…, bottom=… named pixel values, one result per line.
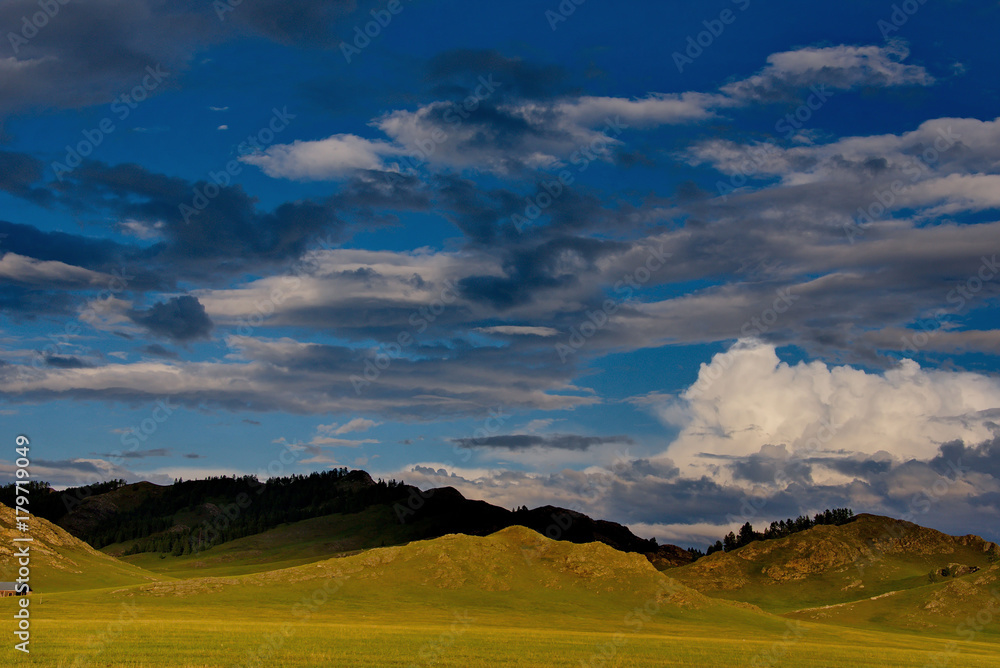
left=2, top=0, right=1000, bottom=547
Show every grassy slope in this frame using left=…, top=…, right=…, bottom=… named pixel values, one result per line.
left=0, top=502, right=165, bottom=593
left=112, top=504, right=416, bottom=578
left=5, top=526, right=999, bottom=667
left=667, top=514, right=998, bottom=616
left=788, top=563, right=1000, bottom=639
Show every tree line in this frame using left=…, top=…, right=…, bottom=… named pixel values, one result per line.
left=3, top=470, right=409, bottom=555
left=694, top=508, right=855, bottom=556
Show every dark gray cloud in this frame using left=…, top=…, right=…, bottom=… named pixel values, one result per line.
left=453, top=433, right=633, bottom=451
left=129, top=295, right=213, bottom=342
left=94, top=448, right=171, bottom=459
left=138, top=344, right=180, bottom=359
left=43, top=355, right=94, bottom=369
left=227, top=0, right=369, bottom=46
left=0, top=0, right=379, bottom=114
left=0, top=152, right=51, bottom=205
left=425, top=49, right=569, bottom=100
left=0, top=0, right=216, bottom=114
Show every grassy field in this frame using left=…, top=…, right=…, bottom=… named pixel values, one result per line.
left=4, top=526, right=1000, bottom=667
left=8, top=609, right=1000, bottom=667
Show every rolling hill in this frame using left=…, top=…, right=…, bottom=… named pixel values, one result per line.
left=667, top=513, right=1000, bottom=622
left=33, top=471, right=696, bottom=570
left=6, top=524, right=1000, bottom=667
left=0, top=501, right=164, bottom=593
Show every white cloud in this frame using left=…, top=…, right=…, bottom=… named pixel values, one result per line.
left=721, top=42, right=934, bottom=100
left=119, top=218, right=166, bottom=240
left=320, top=417, right=380, bottom=435
left=644, top=341, right=1000, bottom=483
left=0, top=253, right=112, bottom=287
left=240, top=134, right=403, bottom=179
left=244, top=43, right=933, bottom=181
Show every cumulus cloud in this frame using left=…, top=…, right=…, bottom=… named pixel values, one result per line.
left=642, top=341, right=1000, bottom=483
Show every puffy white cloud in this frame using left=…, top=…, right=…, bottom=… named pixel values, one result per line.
left=643, top=341, right=1000, bottom=483
left=241, top=134, right=404, bottom=179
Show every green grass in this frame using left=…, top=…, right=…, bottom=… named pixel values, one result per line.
left=109, top=505, right=415, bottom=578
left=6, top=507, right=1000, bottom=666
left=4, top=526, right=1000, bottom=666
left=5, top=587, right=999, bottom=667
left=667, top=515, right=998, bottom=615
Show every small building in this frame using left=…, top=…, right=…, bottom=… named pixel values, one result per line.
left=0, top=582, right=30, bottom=597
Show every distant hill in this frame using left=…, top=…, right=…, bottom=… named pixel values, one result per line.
left=29, top=470, right=696, bottom=570
left=0, top=502, right=163, bottom=593
left=667, top=514, right=999, bottom=620
left=111, top=525, right=765, bottom=632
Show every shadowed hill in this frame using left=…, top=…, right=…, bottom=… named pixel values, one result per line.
left=40, top=471, right=695, bottom=570
left=0, top=502, right=164, bottom=592
left=668, top=513, right=999, bottom=615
